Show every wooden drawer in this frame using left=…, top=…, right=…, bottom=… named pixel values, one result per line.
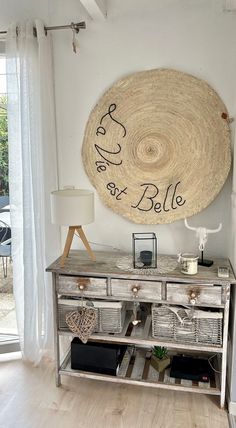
left=166, top=283, right=222, bottom=305
left=111, top=279, right=162, bottom=301
left=57, top=275, right=107, bottom=297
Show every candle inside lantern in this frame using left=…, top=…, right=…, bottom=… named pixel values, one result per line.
left=140, top=250, right=153, bottom=266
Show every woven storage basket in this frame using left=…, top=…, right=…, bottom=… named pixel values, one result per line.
left=152, top=304, right=222, bottom=346
left=58, top=298, right=126, bottom=334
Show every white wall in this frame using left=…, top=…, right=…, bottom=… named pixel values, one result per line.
left=0, top=0, right=234, bottom=256
left=0, top=0, right=49, bottom=26
left=49, top=0, right=236, bottom=257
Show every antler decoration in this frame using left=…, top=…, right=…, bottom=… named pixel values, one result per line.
left=184, top=219, right=222, bottom=251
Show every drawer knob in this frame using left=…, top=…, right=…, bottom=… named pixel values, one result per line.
left=189, top=291, right=197, bottom=305
left=78, top=284, right=85, bottom=291
left=132, top=286, right=139, bottom=296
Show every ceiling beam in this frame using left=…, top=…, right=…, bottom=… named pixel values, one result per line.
left=80, top=0, right=107, bottom=20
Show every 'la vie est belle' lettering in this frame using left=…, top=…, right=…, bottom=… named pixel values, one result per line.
left=95, top=104, right=127, bottom=173
left=131, top=182, right=186, bottom=213
left=106, top=182, right=128, bottom=200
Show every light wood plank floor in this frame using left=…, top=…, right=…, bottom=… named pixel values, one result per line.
left=0, top=352, right=229, bottom=428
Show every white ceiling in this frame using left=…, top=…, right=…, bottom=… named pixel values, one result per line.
left=79, top=0, right=107, bottom=20
left=79, top=0, right=236, bottom=21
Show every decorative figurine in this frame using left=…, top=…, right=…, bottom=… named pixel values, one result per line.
left=184, top=219, right=222, bottom=266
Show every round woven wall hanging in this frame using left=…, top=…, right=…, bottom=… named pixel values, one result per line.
left=82, top=69, right=231, bottom=224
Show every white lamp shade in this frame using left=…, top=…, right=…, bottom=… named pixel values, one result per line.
left=51, top=189, right=94, bottom=226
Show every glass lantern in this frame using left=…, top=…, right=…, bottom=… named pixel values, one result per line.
left=132, top=233, right=157, bottom=269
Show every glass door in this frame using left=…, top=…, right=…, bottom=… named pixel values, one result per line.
left=0, top=52, right=19, bottom=353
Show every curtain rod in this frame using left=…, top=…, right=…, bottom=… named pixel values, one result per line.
left=0, top=22, right=86, bottom=35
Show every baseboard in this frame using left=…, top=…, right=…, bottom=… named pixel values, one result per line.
left=229, top=400, right=236, bottom=416
left=225, top=384, right=235, bottom=427
left=228, top=413, right=236, bottom=428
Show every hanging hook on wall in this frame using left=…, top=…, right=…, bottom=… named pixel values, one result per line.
left=71, top=22, right=83, bottom=54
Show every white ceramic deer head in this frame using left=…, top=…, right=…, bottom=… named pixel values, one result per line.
left=184, top=219, right=222, bottom=251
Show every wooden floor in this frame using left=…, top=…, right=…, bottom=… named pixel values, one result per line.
left=0, top=352, right=229, bottom=428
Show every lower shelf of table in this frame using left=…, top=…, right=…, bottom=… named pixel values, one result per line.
left=59, top=347, right=221, bottom=396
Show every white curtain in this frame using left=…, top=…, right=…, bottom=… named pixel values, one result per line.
left=6, top=20, right=60, bottom=364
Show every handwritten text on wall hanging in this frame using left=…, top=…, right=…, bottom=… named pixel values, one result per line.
left=94, top=103, right=186, bottom=216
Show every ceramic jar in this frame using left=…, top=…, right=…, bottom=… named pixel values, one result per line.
left=178, top=253, right=199, bottom=275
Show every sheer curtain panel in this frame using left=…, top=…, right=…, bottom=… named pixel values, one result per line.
left=6, top=20, right=60, bottom=364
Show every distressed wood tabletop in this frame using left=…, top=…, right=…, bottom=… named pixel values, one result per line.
left=46, top=250, right=236, bottom=285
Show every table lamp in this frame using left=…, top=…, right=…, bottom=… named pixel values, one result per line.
left=51, top=188, right=96, bottom=267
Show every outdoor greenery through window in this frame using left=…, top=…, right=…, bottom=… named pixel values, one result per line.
left=0, top=57, right=8, bottom=195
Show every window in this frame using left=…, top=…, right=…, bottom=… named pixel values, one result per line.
left=0, top=56, right=8, bottom=196
left=0, top=46, right=19, bottom=353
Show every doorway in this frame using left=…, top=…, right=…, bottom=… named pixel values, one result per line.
left=0, top=52, right=19, bottom=353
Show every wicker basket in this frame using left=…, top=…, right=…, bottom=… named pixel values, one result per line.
left=58, top=297, right=126, bottom=334
left=152, top=304, right=223, bottom=346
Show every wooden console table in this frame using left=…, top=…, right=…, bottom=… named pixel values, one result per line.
left=46, top=250, right=236, bottom=408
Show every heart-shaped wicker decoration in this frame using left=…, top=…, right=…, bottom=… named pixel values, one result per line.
left=65, top=307, right=97, bottom=344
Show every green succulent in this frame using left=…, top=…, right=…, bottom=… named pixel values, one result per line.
left=152, top=346, right=168, bottom=360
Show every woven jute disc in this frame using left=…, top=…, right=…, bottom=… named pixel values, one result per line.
left=82, top=69, right=231, bottom=224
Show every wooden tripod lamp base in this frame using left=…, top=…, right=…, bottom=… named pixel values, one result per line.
left=60, top=225, right=96, bottom=268
left=50, top=188, right=96, bottom=268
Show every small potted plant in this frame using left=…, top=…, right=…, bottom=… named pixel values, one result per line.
left=150, top=346, right=170, bottom=372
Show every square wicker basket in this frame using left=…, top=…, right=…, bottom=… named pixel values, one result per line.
left=58, top=297, right=126, bottom=334
left=152, top=304, right=223, bottom=346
